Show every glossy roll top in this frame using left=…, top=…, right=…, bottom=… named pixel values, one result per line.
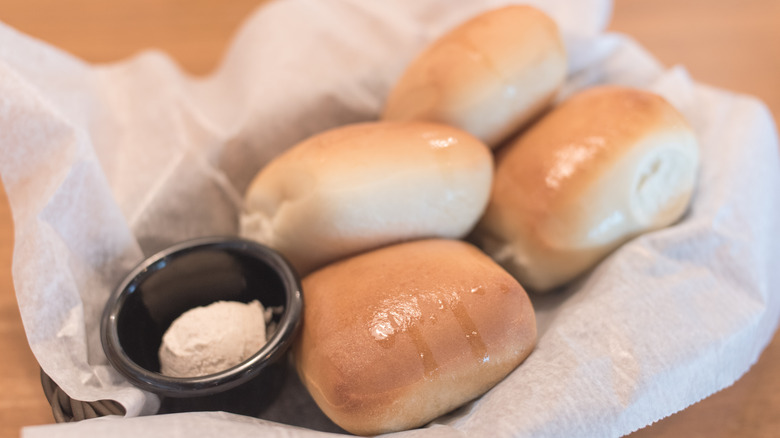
left=382, top=5, right=566, bottom=148
left=473, top=86, right=700, bottom=292
left=240, top=121, right=493, bottom=275
left=295, top=239, right=536, bottom=436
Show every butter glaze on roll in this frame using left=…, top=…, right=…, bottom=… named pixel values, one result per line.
left=382, top=5, right=566, bottom=148
left=473, top=86, right=700, bottom=292
left=240, top=121, right=493, bottom=274
left=295, top=239, right=536, bottom=436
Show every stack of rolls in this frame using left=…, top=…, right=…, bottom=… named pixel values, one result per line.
left=239, top=4, right=699, bottom=435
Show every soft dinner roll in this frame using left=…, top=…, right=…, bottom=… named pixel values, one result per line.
left=295, top=239, right=536, bottom=436
left=240, top=121, right=492, bottom=274
left=472, top=86, right=700, bottom=292
left=382, top=5, right=566, bottom=148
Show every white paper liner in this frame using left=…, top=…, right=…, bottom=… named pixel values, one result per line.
left=1, top=0, right=778, bottom=436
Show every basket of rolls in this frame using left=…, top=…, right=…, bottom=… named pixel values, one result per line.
left=2, top=0, right=778, bottom=437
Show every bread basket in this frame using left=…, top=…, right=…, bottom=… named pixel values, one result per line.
left=40, top=369, right=124, bottom=423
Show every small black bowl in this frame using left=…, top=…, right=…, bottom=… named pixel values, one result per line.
left=101, top=237, right=302, bottom=398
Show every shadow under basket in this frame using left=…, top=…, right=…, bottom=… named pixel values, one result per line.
left=40, top=369, right=126, bottom=422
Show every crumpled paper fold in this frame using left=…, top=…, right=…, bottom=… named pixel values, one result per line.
left=1, top=0, right=778, bottom=437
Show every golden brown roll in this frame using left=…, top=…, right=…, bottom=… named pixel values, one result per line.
left=472, top=86, right=700, bottom=292
left=240, top=121, right=492, bottom=275
left=382, top=5, right=566, bottom=148
left=295, top=239, right=536, bottom=436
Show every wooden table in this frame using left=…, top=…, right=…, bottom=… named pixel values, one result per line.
left=1, top=1, right=778, bottom=437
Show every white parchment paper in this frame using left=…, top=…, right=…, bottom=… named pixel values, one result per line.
left=2, top=0, right=779, bottom=436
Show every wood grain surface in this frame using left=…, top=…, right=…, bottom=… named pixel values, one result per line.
left=0, top=1, right=778, bottom=437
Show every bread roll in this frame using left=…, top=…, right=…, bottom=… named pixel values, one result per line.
left=295, top=239, right=536, bottom=435
left=240, top=121, right=492, bottom=274
left=382, top=5, right=566, bottom=148
left=472, top=86, right=700, bottom=292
